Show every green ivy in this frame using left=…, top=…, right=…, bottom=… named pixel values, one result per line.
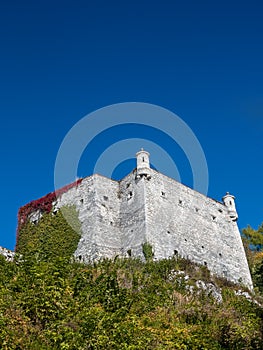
left=16, top=205, right=81, bottom=261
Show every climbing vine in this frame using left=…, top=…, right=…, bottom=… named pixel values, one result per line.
left=16, top=205, right=81, bottom=261
left=16, top=179, right=82, bottom=249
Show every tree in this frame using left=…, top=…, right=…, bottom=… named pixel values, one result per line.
left=242, top=223, right=263, bottom=293
left=243, top=223, right=263, bottom=251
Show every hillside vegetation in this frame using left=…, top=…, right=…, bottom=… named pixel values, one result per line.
left=0, top=207, right=262, bottom=349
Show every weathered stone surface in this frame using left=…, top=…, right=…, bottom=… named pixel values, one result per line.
left=0, top=246, right=15, bottom=261
left=18, top=149, right=253, bottom=289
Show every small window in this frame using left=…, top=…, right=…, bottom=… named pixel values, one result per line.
left=229, top=200, right=232, bottom=205
left=80, top=199, right=84, bottom=204
left=179, top=199, right=183, bottom=205
left=185, top=238, right=187, bottom=242
left=212, top=215, right=216, bottom=221
left=127, top=249, right=132, bottom=257
left=167, top=230, right=170, bottom=234
left=142, top=157, right=145, bottom=162
left=219, top=253, right=222, bottom=257
left=218, top=208, right=223, bottom=213
left=126, top=183, right=130, bottom=189
left=78, top=255, right=82, bottom=261
left=110, top=221, right=113, bottom=225
left=201, top=245, right=204, bottom=249
left=174, top=250, right=178, bottom=255
left=195, top=208, right=199, bottom=213
left=204, top=261, right=207, bottom=266
left=127, top=191, right=133, bottom=200
left=161, top=191, right=166, bottom=197
left=103, top=196, right=108, bottom=201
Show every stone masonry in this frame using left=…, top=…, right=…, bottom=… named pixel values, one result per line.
left=22, top=149, right=253, bottom=289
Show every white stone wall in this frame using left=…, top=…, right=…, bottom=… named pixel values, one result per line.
left=143, top=169, right=252, bottom=288
left=56, top=175, right=122, bottom=261
left=119, top=171, right=146, bottom=258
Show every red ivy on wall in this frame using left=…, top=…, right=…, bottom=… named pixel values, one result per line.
left=16, top=178, right=83, bottom=250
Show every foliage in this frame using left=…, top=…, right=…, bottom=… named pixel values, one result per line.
left=0, top=252, right=263, bottom=349
left=16, top=206, right=81, bottom=261
left=242, top=223, right=263, bottom=294
left=3, top=210, right=263, bottom=348
left=253, top=260, right=263, bottom=294
left=142, top=242, right=154, bottom=261
left=243, top=224, right=263, bottom=250
left=16, top=179, right=82, bottom=247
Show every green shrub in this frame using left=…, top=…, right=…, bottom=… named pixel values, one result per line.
left=142, top=242, right=154, bottom=261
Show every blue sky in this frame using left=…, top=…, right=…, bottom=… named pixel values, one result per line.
left=1, top=0, right=263, bottom=250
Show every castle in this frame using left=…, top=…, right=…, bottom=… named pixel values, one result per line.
left=18, top=149, right=252, bottom=289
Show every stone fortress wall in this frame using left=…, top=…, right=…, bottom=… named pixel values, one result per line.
left=21, top=149, right=253, bottom=289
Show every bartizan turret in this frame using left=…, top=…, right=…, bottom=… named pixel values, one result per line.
left=222, top=192, right=238, bottom=221
left=136, top=148, right=151, bottom=179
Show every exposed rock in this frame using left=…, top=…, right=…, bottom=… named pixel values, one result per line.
left=0, top=246, right=15, bottom=261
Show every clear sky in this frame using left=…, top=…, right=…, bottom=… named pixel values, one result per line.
left=1, top=1, right=263, bottom=250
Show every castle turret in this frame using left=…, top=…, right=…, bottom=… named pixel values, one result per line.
left=222, top=192, right=238, bottom=221
left=136, top=148, right=151, bottom=179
